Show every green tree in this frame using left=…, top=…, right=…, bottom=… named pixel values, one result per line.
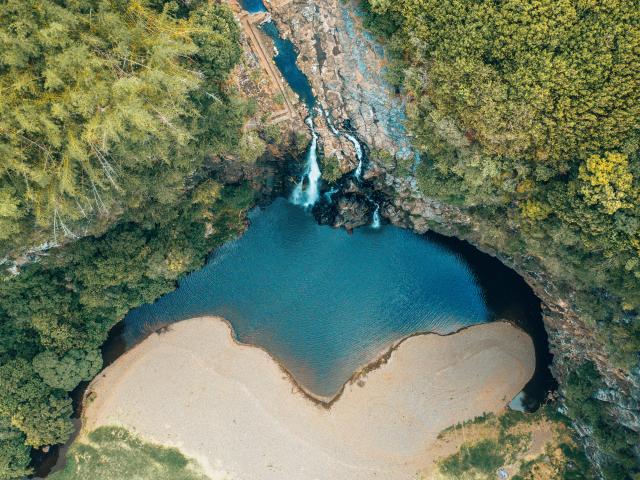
left=0, top=417, right=32, bottom=480
left=0, top=359, right=73, bottom=447
left=578, top=152, right=634, bottom=214
left=33, top=348, right=102, bottom=391
left=0, top=0, right=243, bottom=254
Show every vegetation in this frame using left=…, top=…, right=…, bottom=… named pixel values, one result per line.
left=440, top=439, right=506, bottom=477
left=564, top=362, right=640, bottom=479
left=434, top=407, right=595, bottom=480
left=361, top=1, right=639, bottom=476
left=0, top=0, right=245, bottom=255
left=321, top=155, right=342, bottom=183
left=0, top=1, right=263, bottom=478
left=49, top=426, right=208, bottom=480
left=0, top=417, right=32, bottom=480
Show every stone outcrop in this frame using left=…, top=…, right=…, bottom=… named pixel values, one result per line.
left=269, top=0, right=414, bottom=162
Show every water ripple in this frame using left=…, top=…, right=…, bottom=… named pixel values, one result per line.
left=125, top=199, right=489, bottom=397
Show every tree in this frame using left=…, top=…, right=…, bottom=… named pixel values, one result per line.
left=578, top=152, right=634, bottom=214
left=33, top=349, right=102, bottom=391
left=0, top=0, right=242, bottom=254
left=0, top=417, right=32, bottom=480
left=0, top=359, right=73, bottom=447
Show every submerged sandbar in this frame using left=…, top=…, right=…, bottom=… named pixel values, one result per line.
left=82, top=317, right=535, bottom=479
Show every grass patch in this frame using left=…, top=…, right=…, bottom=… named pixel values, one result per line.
left=321, top=155, right=343, bottom=183
left=432, top=406, right=596, bottom=480
left=440, top=439, right=505, bottom=477
left=49, top=426, right=208, bottom=480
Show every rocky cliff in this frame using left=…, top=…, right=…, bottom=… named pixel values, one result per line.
left=265, top=0, right=640, bottom=471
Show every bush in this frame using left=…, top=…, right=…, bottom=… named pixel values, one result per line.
left=440, top=439, right=505, bottom=477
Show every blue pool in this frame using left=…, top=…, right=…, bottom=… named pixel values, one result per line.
left=125, top=199, right=489, bottom=397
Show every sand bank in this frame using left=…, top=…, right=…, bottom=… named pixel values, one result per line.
left=82, top=317, right=535, bottom=479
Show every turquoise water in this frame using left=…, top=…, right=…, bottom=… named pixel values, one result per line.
left=240, top=0, right=266, bottom=13
left=260, top=21, right=315, bottom=107
left=125, top=199, right=489, bottom=398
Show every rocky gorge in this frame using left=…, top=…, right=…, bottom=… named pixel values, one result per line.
left=248, top=0, right=640, bottom=471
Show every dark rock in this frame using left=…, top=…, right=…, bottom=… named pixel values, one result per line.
left=333, top=196, right=370, bottom=230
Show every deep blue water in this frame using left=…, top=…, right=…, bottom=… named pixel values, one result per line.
left=240, top=0, right=267, bottom=13
left=260, top=21, right=316, bottom=107
left=125, top=199, right=489, bottom=398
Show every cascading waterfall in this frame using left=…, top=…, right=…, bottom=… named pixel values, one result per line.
left=323, top=187, right=339, bottom=203
left=344, top=132, right=364, bottom=180
left=371, top=203, right=381, bottom=229
left=291, top=116, right=321, bottom=208
left=320, top=107, right=364, bottom=180
left=322, top=107, right=340, bottom=136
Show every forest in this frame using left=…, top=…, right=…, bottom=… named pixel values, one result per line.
left=361, top=0, right=639, bottom=478
left=0, top=0, right=245, bottom=256
left=0, top=1, right=258, bottom=478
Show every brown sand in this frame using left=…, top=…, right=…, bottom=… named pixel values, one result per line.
left=82, top=317, right=535, bottom=479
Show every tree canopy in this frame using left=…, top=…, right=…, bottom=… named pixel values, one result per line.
left=0, top=1, right=255, bottom=477
left=0, top=0, right=242, bottom=252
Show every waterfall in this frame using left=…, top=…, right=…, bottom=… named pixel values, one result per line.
left=323, top=187, right=338, bottom=203
left=371, top=203, right=381, bottom=229
left=344, top=132, right=364, bottom=180
left=291, top=116, right=321, bottom=208
left=321, top=108, right=340, bottom=136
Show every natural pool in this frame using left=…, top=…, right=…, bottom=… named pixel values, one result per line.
left=125, top=199, right=490, bottom=398
left=240, top=0, right=267, bottom=14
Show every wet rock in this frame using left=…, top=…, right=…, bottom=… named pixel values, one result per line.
left=362, top=163, right=384, bottom=181
left=333, top=196, right=370, bottom=230
left=270, top=0, right=415, bottom=166
left=342, top=179, right=361, bottom=195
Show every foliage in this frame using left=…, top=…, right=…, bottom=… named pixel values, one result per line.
left=0, top=2, right=256, bottom=477
left=0, top=359, right=74, bottom=448
left=0, top=0, right=243, bottom=254
left=374, top=0, right=640, bottom=167
left=578, top=152, right=635, bottom=214
left=435, top=406, right=595, bottom=480
left=440, top=439, right=505, bottom=477
left=49, top=426, right=208, bottom=480
left=236, top=131, right=267, bottom=163
left=0, top=180, right=254, bottom=477
left=33, top=348, right=102, bottom=391
left=564, top=362, right=640, bottom=480
left=320, top=155, right=342, bottom=183
left=0, top=417, right=32, bottom=480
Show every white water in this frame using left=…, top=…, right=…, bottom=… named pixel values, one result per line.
left=324, top=187, right=339, bottom=203
left=371, top=203, right=381, bottom=229
left=344, top=132, right=364, bottom=180
left=321, top=107, right=341, bottom=136
left=291, top=116, right=322, bottom=208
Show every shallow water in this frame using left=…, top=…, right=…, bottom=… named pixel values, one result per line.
left=240, top=0, right=267, bottom=14
left=125, top=199, right=489, bottom=398
left=260, top=20, right=315, bottom=107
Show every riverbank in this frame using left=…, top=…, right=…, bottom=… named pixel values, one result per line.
left=80, top=317, right=534, bottom=479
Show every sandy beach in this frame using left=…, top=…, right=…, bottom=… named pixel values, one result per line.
left=82, top=317, right=535, bottom=479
